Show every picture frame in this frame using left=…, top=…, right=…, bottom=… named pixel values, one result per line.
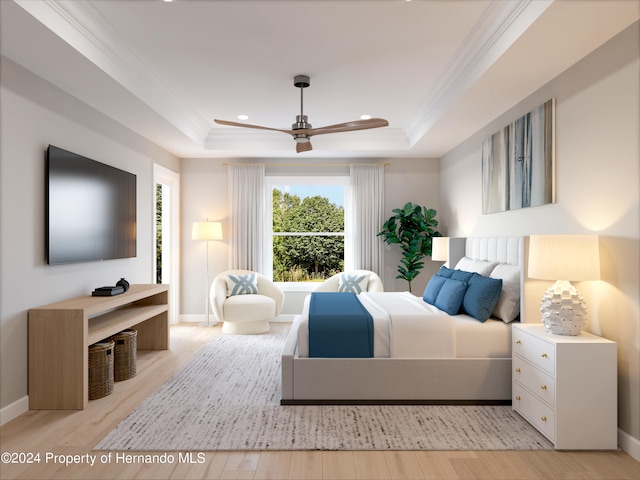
left=482, top=98, right=555, bottom=214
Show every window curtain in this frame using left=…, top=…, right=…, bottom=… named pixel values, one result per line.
left=228, top=164, right=265, bottom=272
left=348, top=164, right=384, bottom=276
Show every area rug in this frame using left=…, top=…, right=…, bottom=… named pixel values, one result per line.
left=95, top=325, right=553, bottom=451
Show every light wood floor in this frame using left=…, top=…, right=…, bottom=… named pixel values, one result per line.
left=1, top=323, right=638, bottom=480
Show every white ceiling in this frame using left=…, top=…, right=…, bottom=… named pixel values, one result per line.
left=1, top=0, right=638, bottom=159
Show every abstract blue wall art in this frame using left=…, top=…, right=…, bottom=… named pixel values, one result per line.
left=482, top=99, right=555, bottom=214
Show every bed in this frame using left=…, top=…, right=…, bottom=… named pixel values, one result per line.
left=281, top=237, right=525, bottom=404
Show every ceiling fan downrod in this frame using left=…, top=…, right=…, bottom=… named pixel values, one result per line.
left=292, top=74, right=311, bottom=143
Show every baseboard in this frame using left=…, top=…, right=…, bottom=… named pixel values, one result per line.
left=0, top=395, right=28, bottom=426
left=618, top=428, right=640, bottom=461
left=179, top=314, right=218, bottom=325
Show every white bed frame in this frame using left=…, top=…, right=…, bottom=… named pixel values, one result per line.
left=281, top=237, right=525, bottom=404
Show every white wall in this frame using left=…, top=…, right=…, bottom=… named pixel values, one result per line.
left=439, top=22, right=639, bottom=447
left=0, top=57, right=180, bottom=415
left=382, top=159, right=441, bottom=295
left=179, top=158, right=441, bottom=317
left=180, top=158, right=229, bottom=320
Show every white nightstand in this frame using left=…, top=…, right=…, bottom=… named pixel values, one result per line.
left=512, top=323, right=617, bottom=450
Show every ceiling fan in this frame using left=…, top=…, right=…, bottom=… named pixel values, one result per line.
left=214, top=75, right=389, bottom=153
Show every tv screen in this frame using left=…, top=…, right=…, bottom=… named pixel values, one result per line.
left=46, top=145, right=137, bottom=265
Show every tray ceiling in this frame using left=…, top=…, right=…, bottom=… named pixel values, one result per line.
left=1, top=0, right=637, bottom=158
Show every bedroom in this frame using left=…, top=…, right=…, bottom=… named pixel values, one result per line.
left=1, top=0, right=638, bottom=478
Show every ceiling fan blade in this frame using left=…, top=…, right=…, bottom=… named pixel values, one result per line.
left=296, top=140, right=313, bottom=153
left=307, top=118, right=389, bottom=136
left=214, top=119, right=294, bottom=135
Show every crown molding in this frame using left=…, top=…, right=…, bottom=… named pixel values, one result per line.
left=14, top=0, right=210, bottom=147
left=405, top=0, right=553, bottom=147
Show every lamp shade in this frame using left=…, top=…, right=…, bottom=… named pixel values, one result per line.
left=431, top=237, right=449, bottom=261
left=528, top=234, right=600, bottom=281
left=192, top=221, right=223, bottom=241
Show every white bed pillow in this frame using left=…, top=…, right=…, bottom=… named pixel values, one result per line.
left=337, top=273, right=370, bottom=294
left=489, top=264, right=520, bottom=323
left=454, top=257, right=499, bottom=276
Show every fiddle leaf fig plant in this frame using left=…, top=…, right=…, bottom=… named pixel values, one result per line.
left=377, top=202, right=442, bottom=293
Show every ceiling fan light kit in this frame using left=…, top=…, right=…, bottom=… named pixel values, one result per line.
left=214, top=74, right=388, bottom=153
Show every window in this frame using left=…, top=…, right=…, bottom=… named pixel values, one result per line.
left=265, top=176, right=349, bottom=282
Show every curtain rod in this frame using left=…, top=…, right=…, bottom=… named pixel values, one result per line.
left=222, top=162, right=390, bottom=167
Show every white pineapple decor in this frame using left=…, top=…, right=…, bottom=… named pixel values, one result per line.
left=540, top=280, right=587, bottom=335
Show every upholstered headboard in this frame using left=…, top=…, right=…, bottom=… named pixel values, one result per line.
left=448, top=237, right=524, bottom=267
left=446, top=236, right=525, bottom=322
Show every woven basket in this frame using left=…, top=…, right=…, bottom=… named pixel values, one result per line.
left=88, top=340, right=114, bottom=400
left=112, top=329, right=137, bottom=381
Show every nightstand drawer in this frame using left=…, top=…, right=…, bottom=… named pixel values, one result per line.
left=513, top=327, right=555, bottom=375
left=513, top=356, right=556, bottom=405
left=513, top=383, right=555, bottom=442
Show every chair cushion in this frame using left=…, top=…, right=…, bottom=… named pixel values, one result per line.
left=226, top=273, right=258, bottom=296
left=223, top=294, right=276, bottom=322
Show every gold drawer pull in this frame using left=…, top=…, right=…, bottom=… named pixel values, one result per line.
left=515, top=368, right=521, bottom=373
left=541, top=385, right=547, bottom=390
left=541, top=416, right=547, bottom=422
left=541, top=353, right=548, bottom=358
left=515, top=395, right=521, bottom=401
left=515, top=340, right=521, bottom=344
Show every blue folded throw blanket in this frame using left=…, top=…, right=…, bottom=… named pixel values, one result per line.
left=308, top=292, right=374, bottom=358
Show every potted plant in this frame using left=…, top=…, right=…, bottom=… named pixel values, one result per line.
left=378, top=202, right=442, bottom=293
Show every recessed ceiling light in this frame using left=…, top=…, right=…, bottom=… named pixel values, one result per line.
left=360, top=114, right=372, bottom=120
left=237, top=115, right=249, bottom=120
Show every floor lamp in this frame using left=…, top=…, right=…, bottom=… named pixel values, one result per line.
left=192, top=220, right=223, bottom=327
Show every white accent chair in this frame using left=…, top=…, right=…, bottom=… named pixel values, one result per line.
left=210, top=270, right=284, bottom=334
left=313, top=270, right=384, bottom=293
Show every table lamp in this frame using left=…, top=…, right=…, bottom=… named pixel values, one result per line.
left=431, top=237, right=449, bottom=263
left=528, top=234, right=600, bottom=335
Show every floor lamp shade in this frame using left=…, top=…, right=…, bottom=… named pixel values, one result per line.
left=528, top=235, right=600, bottom=335
left=192, top=221, right=223, bottom=241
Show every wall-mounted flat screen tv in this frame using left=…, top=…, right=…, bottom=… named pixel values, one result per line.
left=46, top=145, right=137, bottom=265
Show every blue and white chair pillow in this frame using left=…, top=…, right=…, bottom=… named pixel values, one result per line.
left=337, top=273, right=370, bottom=294
left=226, top=273, right=259, bottom=296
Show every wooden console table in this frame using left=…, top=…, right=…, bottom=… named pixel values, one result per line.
left=28, top=284, right=169, bottom=410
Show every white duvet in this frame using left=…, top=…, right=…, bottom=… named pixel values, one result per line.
left=296, top=291, right=456, bottom=359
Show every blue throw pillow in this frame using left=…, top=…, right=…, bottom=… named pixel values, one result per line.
left=434, top=278, right=469, bottom=315
left=462, top=273, right=503, bottom=322
left=436, top=266, right=455, bottom=278
left=423, top=275, right=447, bottom=304
left=451, top=269, right=474, bottom=282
